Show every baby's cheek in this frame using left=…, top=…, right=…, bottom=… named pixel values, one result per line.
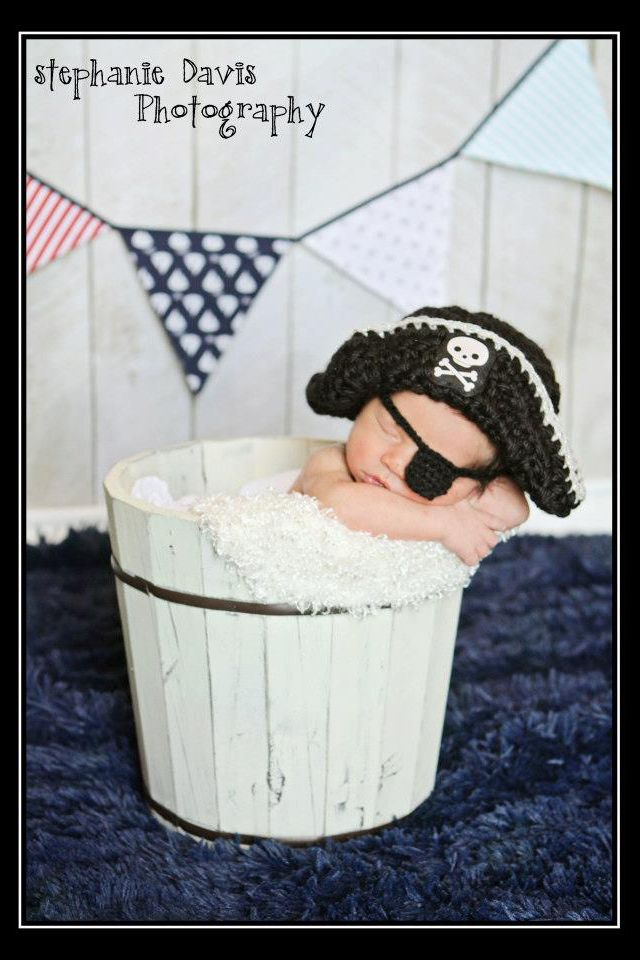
left=345, top=435, right=367, bottom=475
left=343, top=444, right=357, bottom=479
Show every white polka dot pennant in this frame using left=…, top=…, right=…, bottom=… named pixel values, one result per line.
left=121, top=228, right=291, bottom=395
left=301, top=161, right=453, bottom=312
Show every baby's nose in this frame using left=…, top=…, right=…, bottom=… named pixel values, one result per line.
left=380, top=451, right=406, bottom=479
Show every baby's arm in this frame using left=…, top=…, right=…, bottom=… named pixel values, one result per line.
left=290, top=445, right=466, bottom=547
left=292, top=446, right=524, bottom=566
left=292, top=446, right=503, bottom=565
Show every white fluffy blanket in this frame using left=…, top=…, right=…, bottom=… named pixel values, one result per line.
left=131, top=476, right=514, bottom=618
left=192, top=491, right=484, bottom=618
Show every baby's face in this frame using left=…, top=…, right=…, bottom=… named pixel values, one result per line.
left=344, top=391, right=499, bottom=506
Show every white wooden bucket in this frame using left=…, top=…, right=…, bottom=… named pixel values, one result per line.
left=104, top=437, right=463, bottom=845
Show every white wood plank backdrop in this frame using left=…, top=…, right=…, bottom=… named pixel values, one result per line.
left=26, top=37, right=613, bottom=509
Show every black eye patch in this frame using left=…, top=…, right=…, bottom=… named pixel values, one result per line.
left=380, top=394, right=502, bottom=499
left=404, top=446, right=466, bottom=499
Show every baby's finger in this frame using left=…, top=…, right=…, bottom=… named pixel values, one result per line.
left=483, top=531, right=504, bottom=553
left=478, top=532, right=500, bottom=556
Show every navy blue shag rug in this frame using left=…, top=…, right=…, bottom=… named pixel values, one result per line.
left=25, top=529, right=613, bottom=923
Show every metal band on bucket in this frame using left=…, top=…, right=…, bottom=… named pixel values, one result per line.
left=110, top=554, right=351, bottom=616
left=143, top=784, right=414, bottom=848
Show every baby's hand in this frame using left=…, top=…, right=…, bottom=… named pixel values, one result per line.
left=468, top=476, right=530, bottom=530
left=437, top=499, right=507, bottom=567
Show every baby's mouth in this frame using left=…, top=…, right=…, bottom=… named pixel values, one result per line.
left=362, top=472, right=388, bottom=489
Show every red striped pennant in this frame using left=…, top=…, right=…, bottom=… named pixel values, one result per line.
left=25, top=174, right=110, bottom=273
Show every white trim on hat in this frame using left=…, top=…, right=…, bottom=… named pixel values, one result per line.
left=357, top=316, right=586, bottom=505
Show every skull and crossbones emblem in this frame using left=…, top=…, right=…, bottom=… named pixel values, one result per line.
left=433, top=336, right=490, bottom=393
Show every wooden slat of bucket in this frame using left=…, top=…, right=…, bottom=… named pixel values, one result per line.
left=323, top=612, right=395, bottom=837
left=198, top=437, right=336, bottom=496
left=116, top=581, right=177, bottom=812
left=114, top=578, right=151, bottom=791
left=147, top=511, right=204, bottom=595
left=111, top=498, right=153, bottom=581
left=153, top=599, right=219, bottom=829
left=107, top=448, right=163, bottom=492
left=411, top=589, right=463, bottom=806
left=205, top=609, right=271, bottom=838
left=263, top=615, right=333, bottom=841
left=250, top=437, right=310, bottom=483
left=374, top=602, right=440, bottom=823
left=107, top=482, right=177, bottom=810
left=156, top=443, right=207, bottom=499
left=201, top=439, right=256, bottom=495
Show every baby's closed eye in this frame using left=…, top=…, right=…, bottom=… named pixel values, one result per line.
left=377, top=414, right=401, bottom=439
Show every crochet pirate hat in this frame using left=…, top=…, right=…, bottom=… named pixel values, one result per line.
left=306, top=305, right=586, bottom=517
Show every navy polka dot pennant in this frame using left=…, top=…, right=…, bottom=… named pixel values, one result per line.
left=120, top=228, right=291, bottom=395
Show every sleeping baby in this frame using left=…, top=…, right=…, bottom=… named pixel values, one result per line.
left=270, top=305, right=585, bottom=566
left=287, top=392, right=524, bottom=568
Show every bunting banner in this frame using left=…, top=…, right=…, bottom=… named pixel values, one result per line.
left=26, top=174, right=110, bottom=273
left=26, top=39, right=613, bottom=395
left=120, top=228, right=290, bottom=394
left=461, top=39, right=612, bottom=191
left=301, top=161, right=453, bottom=312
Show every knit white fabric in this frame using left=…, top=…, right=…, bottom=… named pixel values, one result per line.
left=192, top=492, right=498, bottom=618
left=132, top=474, right=515, bottom=618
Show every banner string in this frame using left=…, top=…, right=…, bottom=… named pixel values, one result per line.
left=293, top=39, right=560, bottom=242
left=26, top=39, right=560, bottom=246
